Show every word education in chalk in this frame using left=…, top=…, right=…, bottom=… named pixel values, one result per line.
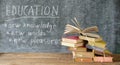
left=6, top=5, right=59, bottom=17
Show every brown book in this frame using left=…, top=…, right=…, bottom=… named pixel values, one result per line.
left=69, top=47, right=86, bottom=52
left=79, top=36, right=102, bottom=42
left=72, top=51, right=94, bottom=58
left=74, top=57, right=93, bottom=62
left=93, top=57, right=113, bottom=62
left=61, top=41, right=83, bottom=47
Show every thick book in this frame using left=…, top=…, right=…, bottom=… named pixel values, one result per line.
left=61, top=41, right=83, bottom=47
left=88, top=41, right=106, bottom=49
left=72, top=51, right=94, bottom=58
left=69, top=47, right=87, bottom=52
left=74, top=57, right=93, bottom=62
left=93, top=57, right=113, bottom=62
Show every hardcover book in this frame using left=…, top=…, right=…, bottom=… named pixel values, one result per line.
left=93, top=57, right=113, bottom=62
left=88, top=41, right=106, bottom=49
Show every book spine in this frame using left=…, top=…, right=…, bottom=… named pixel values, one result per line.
left=69, top=47, right=86, bottom=52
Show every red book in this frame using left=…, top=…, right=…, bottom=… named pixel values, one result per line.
left=62, top=36, right=82, bottom=43
left=64, top=36, right=79, bottom=40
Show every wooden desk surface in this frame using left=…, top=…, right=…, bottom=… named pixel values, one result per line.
left=0, top=53, right=119, bottom=65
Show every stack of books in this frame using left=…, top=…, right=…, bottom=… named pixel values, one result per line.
left=79, top=35, right=113, bottom=62
left=61, top=36, right=94, bottom=62
left=61, top=17, right=113, bottom=62
left=61, top=36, right=83, bottom=48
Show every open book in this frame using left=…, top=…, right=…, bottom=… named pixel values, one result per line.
left=64, top=24, right=100, bottom=38
left=64, top=17, right=100, bottom=38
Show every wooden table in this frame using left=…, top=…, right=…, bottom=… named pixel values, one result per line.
left=0, top=53, right=119, bottom=65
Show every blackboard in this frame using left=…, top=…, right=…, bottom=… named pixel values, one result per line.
left=0, top=0, right=119, bottom=53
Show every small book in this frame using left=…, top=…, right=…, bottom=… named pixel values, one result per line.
left=62, top=36, right=82, bottom=43
left=93, top=57, right=113, bottom=62
left=74, top=57, right=93, bottom=62
left=63, top=36, right=79, bottom=40
left=61, top=41, right=83, bottom=47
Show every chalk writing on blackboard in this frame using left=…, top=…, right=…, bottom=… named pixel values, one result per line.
left=0, top=1, right=62, bottom=52
left=6, top=5, right=59, bottom=21
left=3, top=4, right=60, bottom=47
